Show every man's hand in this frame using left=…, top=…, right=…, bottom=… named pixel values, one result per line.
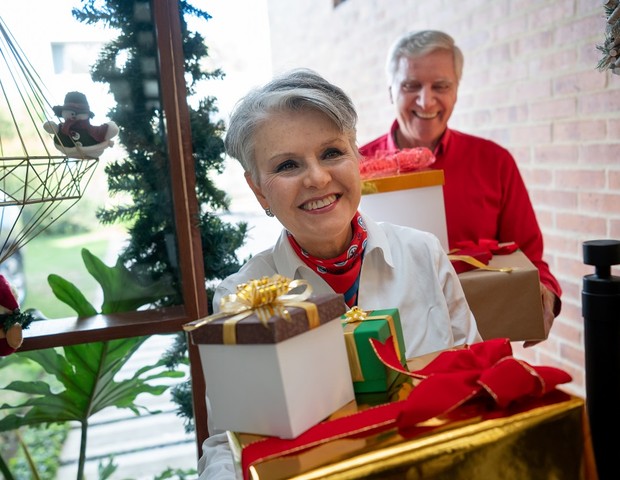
left=523, top=283, right=556, bottom=348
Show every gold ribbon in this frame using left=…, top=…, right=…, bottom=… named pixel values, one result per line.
left=183, top=275, right=318, bottom=344
left=342, top=307, right=403, bottom=382
left=448, top=254, right=513, bottom=273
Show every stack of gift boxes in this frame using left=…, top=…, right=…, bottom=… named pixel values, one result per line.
left=183, top=274, right=593, bottom=480
left=181, top=149, right=590, bottom=479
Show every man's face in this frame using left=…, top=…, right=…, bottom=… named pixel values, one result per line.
left=389, top=49, right=459, bottom=150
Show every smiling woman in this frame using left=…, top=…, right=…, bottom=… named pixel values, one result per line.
left=197, top=67, right=482, bottom=480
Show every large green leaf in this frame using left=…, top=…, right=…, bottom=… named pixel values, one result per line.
left=81, top=249, right=174, bottom=314
left=47, top=274, right=98, bottom=318
left=0, top=338, right=184, bottom=432
left=0, top=248, right=188, bottom=479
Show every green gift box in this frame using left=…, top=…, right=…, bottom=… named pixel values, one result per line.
left=341, top=308, right=407, bottom=393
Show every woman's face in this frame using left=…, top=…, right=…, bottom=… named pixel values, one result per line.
left=245, top=108, right=361, bottom=259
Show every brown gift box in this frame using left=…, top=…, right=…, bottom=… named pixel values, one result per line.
left=185, top=293, right=347, bottom=345
left=457, top=249, right=545, bottom=342
left=228, top=351, right=595, bottom=480
left=185, top=292, right=355, bottom=439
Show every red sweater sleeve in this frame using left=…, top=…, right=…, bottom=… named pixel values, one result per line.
left=439, top=131, right=562, bottom=314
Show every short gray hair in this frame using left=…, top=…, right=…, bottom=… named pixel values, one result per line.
left=224, top=68, right=358, bottom=180
left=385, top=30, right=464, bottom=86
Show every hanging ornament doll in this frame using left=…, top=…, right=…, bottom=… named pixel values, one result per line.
left=0, top=274, right=34, bottom=356
left=43, top=91, right=119, bottom=159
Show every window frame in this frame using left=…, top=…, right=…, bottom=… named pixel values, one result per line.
left=19, top=0, right=210, bottom=458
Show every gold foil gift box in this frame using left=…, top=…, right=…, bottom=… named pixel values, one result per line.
left=183, top=275, right=354, bottom=439
left=228, top=339, right=595, bottom=480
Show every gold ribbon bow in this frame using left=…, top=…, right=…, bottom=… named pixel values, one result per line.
left=343, top=306, right=368, bottom=323
left=183, top=275, right=317, bottom=344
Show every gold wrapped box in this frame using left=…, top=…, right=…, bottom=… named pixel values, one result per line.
left=458, top=249, right=545, bottom=341
left=229, top=348, right=595, bottom=480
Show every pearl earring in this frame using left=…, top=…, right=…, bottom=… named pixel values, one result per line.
left=265, top=207, right=274, bottom=217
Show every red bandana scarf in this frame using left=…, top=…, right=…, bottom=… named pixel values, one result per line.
left=287, top=212, right=368, bottom=307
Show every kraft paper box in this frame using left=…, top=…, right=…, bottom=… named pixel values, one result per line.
left=359, top=170, right=449, bottom=251
left=228, top=352, right=593, bottom=480
left=184, top=292, right=354, bottom=439
left=458, top=250, right=545, bottom=342
left=341, top=308, right=407, bottom=393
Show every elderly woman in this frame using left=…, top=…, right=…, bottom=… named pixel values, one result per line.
left=198, top=68, right=481, bottom=479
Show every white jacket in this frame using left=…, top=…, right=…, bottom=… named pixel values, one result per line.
left=198, top=214, right=481, bottom=479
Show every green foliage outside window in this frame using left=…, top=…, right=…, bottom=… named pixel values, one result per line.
left=71, top=0, right=249, bottom=432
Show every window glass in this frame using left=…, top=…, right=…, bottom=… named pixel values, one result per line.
left=0, top=1, right=180, bottom=319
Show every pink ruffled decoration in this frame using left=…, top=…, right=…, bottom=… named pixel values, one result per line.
left=359, top=147, right=436, bottom=179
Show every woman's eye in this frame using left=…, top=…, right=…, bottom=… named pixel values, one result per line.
left=275, top=159, right=297, bottom=173
left=323, top=148, right=343, bottom=159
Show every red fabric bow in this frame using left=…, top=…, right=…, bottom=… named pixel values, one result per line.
left=448, top=248, right=493, bottom=274
left=372, top=338, right=571, bottom=435
left=238, top=338, right=571, bottom=479
left=454, top=239, right=519, bottom=255
left=449, top=239, right=519, bottom=274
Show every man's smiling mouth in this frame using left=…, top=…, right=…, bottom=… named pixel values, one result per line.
left=414, top=111, right=438, bottom=119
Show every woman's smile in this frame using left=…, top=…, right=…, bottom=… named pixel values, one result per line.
left=300, top=193, right=340, bottom=212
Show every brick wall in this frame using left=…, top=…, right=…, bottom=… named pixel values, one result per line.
left=265, top=0, right=620, bottom=397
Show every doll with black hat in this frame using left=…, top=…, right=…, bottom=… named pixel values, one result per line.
left=43, top=91, right=119, bottom=159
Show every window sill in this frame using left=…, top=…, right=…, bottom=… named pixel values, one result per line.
left=20, top=305, right=188, bottom=351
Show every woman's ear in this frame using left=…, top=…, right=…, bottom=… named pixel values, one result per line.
left=244, top=171, right=269, bottom=210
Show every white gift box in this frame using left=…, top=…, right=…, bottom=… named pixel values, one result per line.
left=185, top=293, right=354, bottom=439
left=359, top=170, right=448, bottom=251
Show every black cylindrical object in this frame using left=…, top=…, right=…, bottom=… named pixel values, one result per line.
left=582, top=239, right=620, bottom=479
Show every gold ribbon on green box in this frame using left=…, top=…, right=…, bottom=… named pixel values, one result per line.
left=183, top=274, right=318, bottom=344
left=342, top=307, right=403, bottom=383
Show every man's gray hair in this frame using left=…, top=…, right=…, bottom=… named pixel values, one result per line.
left=385, top=30, right=464, bottom=85
left=224, top=68, right=358, bottom=180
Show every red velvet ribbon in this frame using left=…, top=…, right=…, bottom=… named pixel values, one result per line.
left=454, top=239, right=519, bottom=255
left=238, top=338, right=571, bottom=479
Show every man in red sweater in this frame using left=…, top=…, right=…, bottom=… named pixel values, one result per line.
left=360, top=30, right=561, bottom=345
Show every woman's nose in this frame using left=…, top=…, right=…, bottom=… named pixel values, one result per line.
left=303, top=162, right=331, bottom=188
